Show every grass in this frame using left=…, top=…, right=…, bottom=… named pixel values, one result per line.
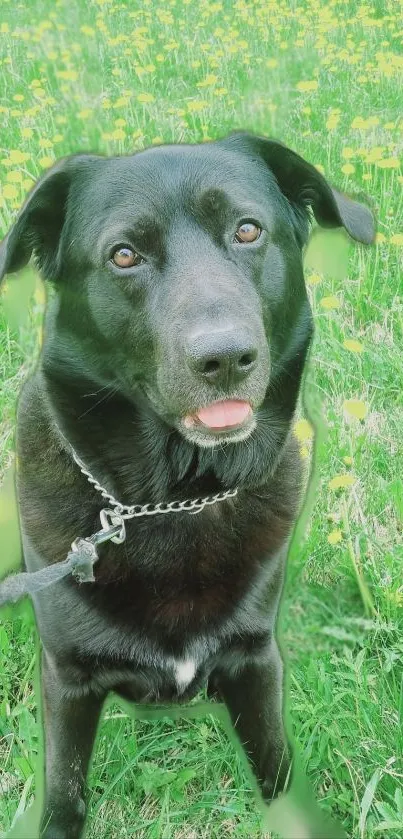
left=0, top=0, right=402, bottom=836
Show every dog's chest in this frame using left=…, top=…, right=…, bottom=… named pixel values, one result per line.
left=80, top=501, right=286, bottom=640
left=173, top=658, right=196, bottom=688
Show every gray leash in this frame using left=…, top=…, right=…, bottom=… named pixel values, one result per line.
left=0, top=438, right=238, bottom=606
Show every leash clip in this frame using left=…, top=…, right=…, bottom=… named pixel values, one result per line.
left=99, top=508, right=126, bottom=544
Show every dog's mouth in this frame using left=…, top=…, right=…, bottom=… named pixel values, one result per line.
left=182, top=399, right=253, bottom=437
left=140, top=386, right=257, bottom=447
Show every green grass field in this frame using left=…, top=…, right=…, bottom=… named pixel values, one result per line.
left=0, top=0, right=402, bottom=837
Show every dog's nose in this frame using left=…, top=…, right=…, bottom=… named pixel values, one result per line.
left=185, top=330, right=258, bottom=386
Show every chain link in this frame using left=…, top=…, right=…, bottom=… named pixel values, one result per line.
left=71, top=448, right=238, bottom=520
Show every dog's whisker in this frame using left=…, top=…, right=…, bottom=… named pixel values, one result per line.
left=77, top=384, right=120, bottom=419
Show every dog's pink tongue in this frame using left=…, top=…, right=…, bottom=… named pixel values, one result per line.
left=196, top=400, right=251, bottom=428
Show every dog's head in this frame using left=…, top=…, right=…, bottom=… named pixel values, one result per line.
left=0, top=132, right=375, bottom=477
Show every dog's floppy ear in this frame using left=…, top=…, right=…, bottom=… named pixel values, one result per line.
left=219, top=131, right=376, bottom=246
left=0, top=153, right=103, bottom=283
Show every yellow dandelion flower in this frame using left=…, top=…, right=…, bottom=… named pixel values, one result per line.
left=342, top=148, right=355, bottom=159
left=112, top=98, right=130, bottom=109
left=196, top=74, right=218, bottom=88
left=32, top=88, right=46, bottom=98
left=320, top=295, right=340, bottom=310
left=341, top=163, right=355, bottom=175
left=21, top=127, right=34, bottom=138
left=293, top=418, right=314, bottom=443
left=39, top=138, right=53, bottom=149
left=187, top=100, right=208, bottom=112
left=6, top=170, right=23, bottom=183
left=38, top=156, right=55, bottom=169
left=328, top=474, right=357, bottom=490
left=22, top=178, right=34, bottom=191
left=314, top=163, right=325, bottom=175
left=114, top=118, right=127, bottom=127
left=137, top=93, right=155, bottom=103
left=389, top=233, right=403, bottom=245
left=343, top=339, right=363, bottom=353
left=354, top=117, right=369, bottom=130
left=56, top=70, right=78, bottom=82
left=343, top=399, right=368, bottom=420
left=307, top=272, right=321, bottom=285
left=326, top=115, right=340, bottom=130
left=111, top=129, right=125, bottom=140
left=13, top=94, right=24, bottom=102
left=152, top=136, right=163, bottom=144
left=80, top=25, right=95, bottom=36
left=2, top=184, right=19, bottom=200
left=78, top=109, right=92, bottom=119
left=9, top=150, right=30, bottom=164
left=266, top=58, right=278, bottom=68
left=375, top=232, right=386, bottom=243
left=328, top=529, right=343, bottom=545
left=365, top=147, right=385, bottom=163
left=375, top=158, right=400, bottom=169
left=52, top=134, right=64, bottom=143
left=296, top=80, right=319, bottom=92
left=343, top=456, right=353, bottom=465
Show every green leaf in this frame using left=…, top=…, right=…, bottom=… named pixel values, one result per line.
left=359, top=767, right=382, bottom=838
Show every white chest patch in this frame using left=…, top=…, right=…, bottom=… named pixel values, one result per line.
left=174, top=659, right=196, bottom=689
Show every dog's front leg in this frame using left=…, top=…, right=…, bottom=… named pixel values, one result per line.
left=39, top=649, right=106, bottom=839
left=214, top=639, right=290, bottom=802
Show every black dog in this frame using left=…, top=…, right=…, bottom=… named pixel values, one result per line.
left=0, top=131, right=375, bottom=838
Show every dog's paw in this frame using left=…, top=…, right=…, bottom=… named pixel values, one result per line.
left=259, top=752, right=291, bottom=802
left=40, top=799, right=86, bottom=839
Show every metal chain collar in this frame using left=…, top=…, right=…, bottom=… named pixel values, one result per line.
left=0, top=430, right=238, bottom=605
left=70, top=445, right=237, bottom=529
left=60, top=430, right=238, bottom=583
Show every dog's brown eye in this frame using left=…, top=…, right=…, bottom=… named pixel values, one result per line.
left=111, top=247, right=144, bottom=268
left=234, top=222, right=261, bottom=243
